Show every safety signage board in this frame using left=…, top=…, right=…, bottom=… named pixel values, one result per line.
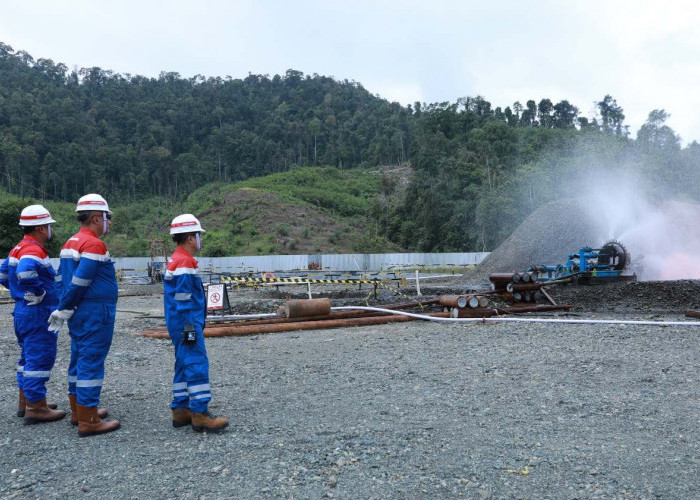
left=206, top=283, right=229, bottom=311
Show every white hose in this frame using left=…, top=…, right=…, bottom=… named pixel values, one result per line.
left=207, top=313, right=279, bottom=321
left=331, top=306, right=700, bottom=327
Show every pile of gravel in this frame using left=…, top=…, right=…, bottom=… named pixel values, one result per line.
left=464, top=198, right=601, bottom=285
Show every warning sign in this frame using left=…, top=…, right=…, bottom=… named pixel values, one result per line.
left=206, top=283, right=229, bottom=312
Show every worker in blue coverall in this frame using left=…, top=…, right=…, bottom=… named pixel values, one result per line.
left=0, top=205, right=65, bottom=424
left=49, top=193, right=120, bottom=437
left=165, top=214, right=228, bottom=432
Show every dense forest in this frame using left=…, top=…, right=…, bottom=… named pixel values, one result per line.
left=1, top=42, right=699, bottom=255
left=0, top=42, right=410, bottom=201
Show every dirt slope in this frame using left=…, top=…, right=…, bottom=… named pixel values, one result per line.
left=196, top=187, right=401, bottom=255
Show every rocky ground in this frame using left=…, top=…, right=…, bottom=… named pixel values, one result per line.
left=1, top=280, right=699, bottom=499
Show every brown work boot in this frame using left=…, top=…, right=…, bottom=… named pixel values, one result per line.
left=172, top=407, right=192, bottom=428
left=191, top=410, right=228, bottom=433
left=69, top=395, right=108, bottom=426
left=24, top=398, right=66, bottom=425
left=18, top=389, right=58, bottom=417
left=77, top=404, right=120, bottom=437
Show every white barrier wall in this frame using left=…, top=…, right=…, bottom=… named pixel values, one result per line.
left=95, top=252, right=489, bottom=273
left=51, top=252, right=489, bottom=273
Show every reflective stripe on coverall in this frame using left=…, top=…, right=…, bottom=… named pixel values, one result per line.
left=0, top=235, right=58, bottom=402
left=57, top=227, right=118, bottom=407
left=163, top=246, right=210, bottom=413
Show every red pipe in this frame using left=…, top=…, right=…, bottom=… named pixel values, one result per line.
left=142, top=312, right=451, bottom=338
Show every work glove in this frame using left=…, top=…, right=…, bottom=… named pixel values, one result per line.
left=24, top=291, right=46, bottom=306
left=48, top=309, right=74, bottom=332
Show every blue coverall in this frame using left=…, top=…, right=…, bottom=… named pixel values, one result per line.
left=57, top=227, right=118, bottom=407
left=0, top=235, right=59, bottom=402
left=163, top=246, right=211, bottom=412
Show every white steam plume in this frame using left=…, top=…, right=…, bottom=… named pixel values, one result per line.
left=583, top=172, right=700, bottom=281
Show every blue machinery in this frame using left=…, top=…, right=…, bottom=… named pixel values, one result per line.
left=528, top=240, right=637, bottom=284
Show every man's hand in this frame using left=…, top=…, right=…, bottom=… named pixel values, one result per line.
left=24, top=291, right=46, bottom=306
left=48, top=309, right=74, bottom=332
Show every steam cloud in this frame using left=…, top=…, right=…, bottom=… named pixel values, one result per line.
left=586, top=177, right=700, bottom=281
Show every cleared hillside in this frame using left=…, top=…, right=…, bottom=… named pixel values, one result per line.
left=1, top=166, right=405, bottom=257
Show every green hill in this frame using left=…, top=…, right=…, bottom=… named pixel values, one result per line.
left=1, top=166, right=404, bottom=257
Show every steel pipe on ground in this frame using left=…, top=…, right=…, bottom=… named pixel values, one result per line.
left=449, top=307, right=499, bottom=318
left=489, top=273, right=515, bottom=291
left=205, top=309, right=417, bottom=327
left=141, top=312, right=451, bottom=339
left=285, top=298, right=331, bottom=318
left=439, top=295, right=469, bottom=308
left=506, top=282, right=543, bottom=293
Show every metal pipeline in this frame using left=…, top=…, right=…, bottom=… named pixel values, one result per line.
left=207, top=299, right=442, bottom=325
left=439, top=295, right=469, bottom=308
left=139, top=305, right=700, bottom=339
left=331, top=306, right=700, bottom=327
left=205, top=309, right=408, bottom=327
left=285, top=298, right=331, bottom=318
left=141, top=312, right=451, bottom=338
left=506, top=282, right=542, bottom=293
left=489, top=273, right=515, bottom=291
left=449, top=307, right=499, bottom=318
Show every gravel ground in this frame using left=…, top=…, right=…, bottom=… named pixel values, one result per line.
left=1, top=283, right=699, bottom=499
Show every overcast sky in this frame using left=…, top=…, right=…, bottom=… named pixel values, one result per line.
left=3, top=0, right=700, bottom=144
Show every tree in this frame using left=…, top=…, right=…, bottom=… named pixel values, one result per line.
left=537, top=98, right=553, bottom=128
left=597, top=95, right=626, bottom=135
left=636, top=109, right=680, bottom=153
left=309, top=117, right=321, bottom=163
left=552, top=100, right=579, bottom=128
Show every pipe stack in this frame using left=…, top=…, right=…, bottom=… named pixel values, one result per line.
left=438, top=294, right=495, bottom=318
left=489, top=272, right=552, bottom=304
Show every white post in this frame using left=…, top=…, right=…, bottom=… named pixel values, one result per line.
left=415, top=270, right=422, bottom=296
left=307, top=281, right=313, bottom=299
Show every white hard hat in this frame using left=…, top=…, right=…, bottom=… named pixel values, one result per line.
left=75, top=193, right=111, bottom=213
left=19, top=205, right=56, bottom=227
left=170, top=214, right=206, bottom=235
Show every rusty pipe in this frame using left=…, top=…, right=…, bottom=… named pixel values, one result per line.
left=285, top=298, right=331, bottom=318
left=489, top=273, right=515, bottom=291
left=449, top=307, right=499, bottom=318
left=439, top=295, right=469, bottom=308
left=489, top=272, right=515, bottom=282
left=141, top=312, right=451, bottom=338
left=206, top=308, right=425, bottom=327
left=207, top=300, right=444, bottom=328
left=506, top=282, right=542, bottom=293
